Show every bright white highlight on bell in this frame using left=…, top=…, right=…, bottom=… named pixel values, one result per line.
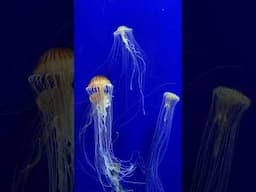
left=145, top=92, right=180, bottom=192
left=110, top=25, right=147, bottom=115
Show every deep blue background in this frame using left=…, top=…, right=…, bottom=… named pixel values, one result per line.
left=75, top=0, right=182, bottom=191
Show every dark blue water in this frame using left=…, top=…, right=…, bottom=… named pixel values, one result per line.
left=0, top=1, right=73, bottom=191
left=75, top=0, right=181, bottom=191
left=183, top=0, right=256, bottom=191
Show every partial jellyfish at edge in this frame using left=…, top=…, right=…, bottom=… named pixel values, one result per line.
left=190, top=86, right=251, bottom=192
left=12, top=48, right=74, bottom=192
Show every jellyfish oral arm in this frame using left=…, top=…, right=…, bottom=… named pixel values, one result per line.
left=121, top=33, right=130, bottom=51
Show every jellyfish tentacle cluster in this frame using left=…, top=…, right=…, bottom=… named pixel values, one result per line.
left=84, top=75, right=140, bottom=192
left=191, top=86, right=251, bottom=192
left=145, top=92, right=180, bottom=192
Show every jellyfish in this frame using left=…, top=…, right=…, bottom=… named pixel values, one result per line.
left=190, top=86, right=251, bottom=192
left=80, top=75, right=143, bottom=192
left=106, top=25, right=146, bottom=115
left=145, top=92, right=180, bottom=192
left=12, top=48, right=74, bottom=192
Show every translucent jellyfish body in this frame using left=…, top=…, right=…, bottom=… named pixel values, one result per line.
left=107, top=25, right=146, bottom=115
left=146, top=92, right=180, bottom=192
left=13, top=48, right=74, bottom=192
left=81, top=75, right=141, bottom=192
left=191, top=86, right=251, bottom=192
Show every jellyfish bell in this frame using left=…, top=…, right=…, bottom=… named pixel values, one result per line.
left=86, top=75, right=113, bottom=110
left=213, top=86, right=251, bottom=114
left=213, top=87, right=250, bottom=128
left=164, top=92, right=180, bottom=101
left=28, top=48, right=74, bottom=114
left=33, top=47, right=73, bottom=74
left=163, top=92, right=180, bottom=121
left=114, top=26, right=133, bottom=36
left=29, top=48, right=73, bottom=92
left=29, top=48, right=73, bottom=87
left=28, top=48, right=73, bottom=124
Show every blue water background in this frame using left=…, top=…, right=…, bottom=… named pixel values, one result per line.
left=75, top=0, right=181, bottom=191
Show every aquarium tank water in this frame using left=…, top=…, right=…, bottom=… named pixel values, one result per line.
left=75, top=0, right=181, bottom=191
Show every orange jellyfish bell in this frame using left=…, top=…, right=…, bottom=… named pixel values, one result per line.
left=86, top=76, right=113, bottom=107
left=33, top=47, right=73, bottom=74
left=28, top=48, right=74, bottom=113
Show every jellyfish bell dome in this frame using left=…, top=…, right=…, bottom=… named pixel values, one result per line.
left=113, top=25, right=133, bottom=36
left=213, top=86, right=251, bottom=108
left=33, top=47, right=73, bottom=75
left=28, top=48, right=74, bottom=113
left=164, top=92, right=180, bottom=104
left=86, top=75, right=113, bottom=108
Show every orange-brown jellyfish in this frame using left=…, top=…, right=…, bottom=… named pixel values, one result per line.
left=80, top=75, right=143, bottom=192
left=13, top=48, right=73, bottom=192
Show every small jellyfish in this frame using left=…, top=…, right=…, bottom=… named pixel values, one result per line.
left=13, top=48, right=74, bottom=192
left=145, top=92, right=180, bottom=192
left=81, top=75, right=142, bottom=192
left=107, top=25, right=146, bottom=115
left=190, top=86, right=251, bottom=192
